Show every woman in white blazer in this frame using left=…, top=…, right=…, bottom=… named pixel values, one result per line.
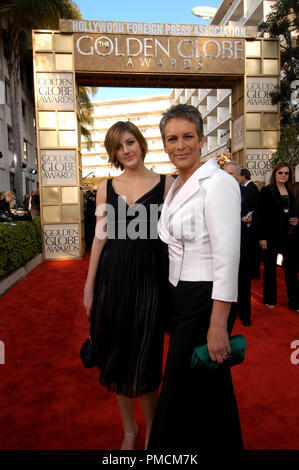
left=148, top=104, right=244, bottom=453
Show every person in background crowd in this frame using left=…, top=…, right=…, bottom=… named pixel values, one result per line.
left=239, top=168, right=260, bottom=201
left=258, top=162, right=299, bottom=313
left=239, top=168, right=261, bottom=279
left=0, top=190, right=15, bottom=215
left=292, top=182, right=299, bottom=271
left=30, top=189, right=40, bottom=218
left=0, top=191, right=15, bottom=219
left=0, top=191, right=16, bottom=222
left=292, top=182, right=299, bottom=215
left=224, top=162, right=255, bottom=326
left=253, top=180, right=263, bottom=192
left=83, top=121, right=173, bottom=450
left=223, top=160, right=241, bottom=182
left=0, top=191, right=32, bottom=222
left=84, top=189, right=97, bottom=252
left=148, top=104, right=243, bottom=452
left=23, top=194, right=30, bottom=214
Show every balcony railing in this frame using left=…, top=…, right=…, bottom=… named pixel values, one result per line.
left=221, top=0, right=242, bottom=25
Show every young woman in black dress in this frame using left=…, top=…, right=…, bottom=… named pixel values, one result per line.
left=83, top=121, right=173, bottom=450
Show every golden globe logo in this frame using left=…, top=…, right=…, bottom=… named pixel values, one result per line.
left=76, top=35, right=244, bottom=60
left=44, top=225, right=79, bottom=256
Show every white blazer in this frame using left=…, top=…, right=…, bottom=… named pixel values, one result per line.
left=158, top=157, right=241, bottom=302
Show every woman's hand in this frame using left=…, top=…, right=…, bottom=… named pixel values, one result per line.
left=207, top=325, right=231, bottom=364
left=241, top=214, right=252, bottom=224
left=289, top=217, right=298, bottom=227
left=83, top=290, right=94, bottom=320
left=259, top=239, right=267, bottom=250
left=208, top=300, right=231, bottom=363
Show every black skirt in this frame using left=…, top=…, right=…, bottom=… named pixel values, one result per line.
left=148, top=281, right=244, bottom=452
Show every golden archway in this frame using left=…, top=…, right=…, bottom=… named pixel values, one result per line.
left=32, top=20, right=280, bottom=260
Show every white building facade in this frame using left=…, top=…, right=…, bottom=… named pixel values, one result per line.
left=0, top=18, right=38, bottom=199
left=81, top=91, right=175, bottom=185
left=174, top=87, right=231, bottom=161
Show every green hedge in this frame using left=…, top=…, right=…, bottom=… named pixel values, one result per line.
left=0, top=217, right=42, bottom=279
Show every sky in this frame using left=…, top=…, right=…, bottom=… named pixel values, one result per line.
left=74, top=0, right=222, bottom=101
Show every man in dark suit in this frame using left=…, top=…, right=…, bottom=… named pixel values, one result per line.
left=239, top=169, right=260, bottom=215
left=224, top=164, right=260, bottom=326
left=240, top=168, right=261, bottom=280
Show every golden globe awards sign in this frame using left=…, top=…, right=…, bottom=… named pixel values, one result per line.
left=44, top=224, right=80, bottom=258
left=233, top=115, right=244, bottom=152
left=41, top=150, right=77, bottom=185
left=74, top=34, right=245, bottom=74
left=59, top=20, right=260, bottom=76
left=246, top=77, right=278, bottom=111
left=246, top=148, right=274, bottom=180
left=37, top=72, right=74, bottom=110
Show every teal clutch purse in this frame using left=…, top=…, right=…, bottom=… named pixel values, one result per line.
left=191, top=334, right=247, bottom=369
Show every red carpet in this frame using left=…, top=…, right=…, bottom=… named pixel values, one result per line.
left=0, top=256, right=298, bottom=450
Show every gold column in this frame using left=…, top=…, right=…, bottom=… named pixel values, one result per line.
left=244, top=38, right=280, bottom=182
left=33, top=30, right=85, bottom=259
left=231, top=77, right=245, bottom=165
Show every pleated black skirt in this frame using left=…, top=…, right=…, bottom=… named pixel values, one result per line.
left=90, top=237, right=167, bottom=398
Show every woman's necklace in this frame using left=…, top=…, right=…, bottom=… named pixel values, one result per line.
left=277, top=183, right=288, bottom=196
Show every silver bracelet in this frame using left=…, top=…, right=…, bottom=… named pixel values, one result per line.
left=84, top=289, right=94, bottom=293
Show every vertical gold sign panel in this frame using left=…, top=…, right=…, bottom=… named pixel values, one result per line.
left=233, top=115, right=244, bottom=152
left=33, top=30, right=83, bottom=260
left=244, top=38, right=280, bottom=182
left=36, top=72, right=74, bottom=110
left=246, top=149, right=275, bottom=181
left=40, top=149, right=77, bottom=185
left=246, top=77, right=278, bottom=111
left=43, top=224, right=80, bottom=259
left=231, top=77, right=245, bottom=164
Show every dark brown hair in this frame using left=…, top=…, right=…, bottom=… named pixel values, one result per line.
left=104, top=121, right=148, bottom=170
left=269, top=161, right=294, bottom=192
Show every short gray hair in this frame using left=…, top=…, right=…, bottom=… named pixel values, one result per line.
left=223, top=161, right=241, bottom=173
left=160, top=104, right=203, bottom=143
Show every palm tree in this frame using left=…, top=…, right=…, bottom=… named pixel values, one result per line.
left=80, top=87, right=97, bottom=151
left=0, top=0, right=82, bottom=204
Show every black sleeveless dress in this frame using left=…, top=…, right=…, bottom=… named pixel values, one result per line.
left=90, top=175, right=167, bottom=398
